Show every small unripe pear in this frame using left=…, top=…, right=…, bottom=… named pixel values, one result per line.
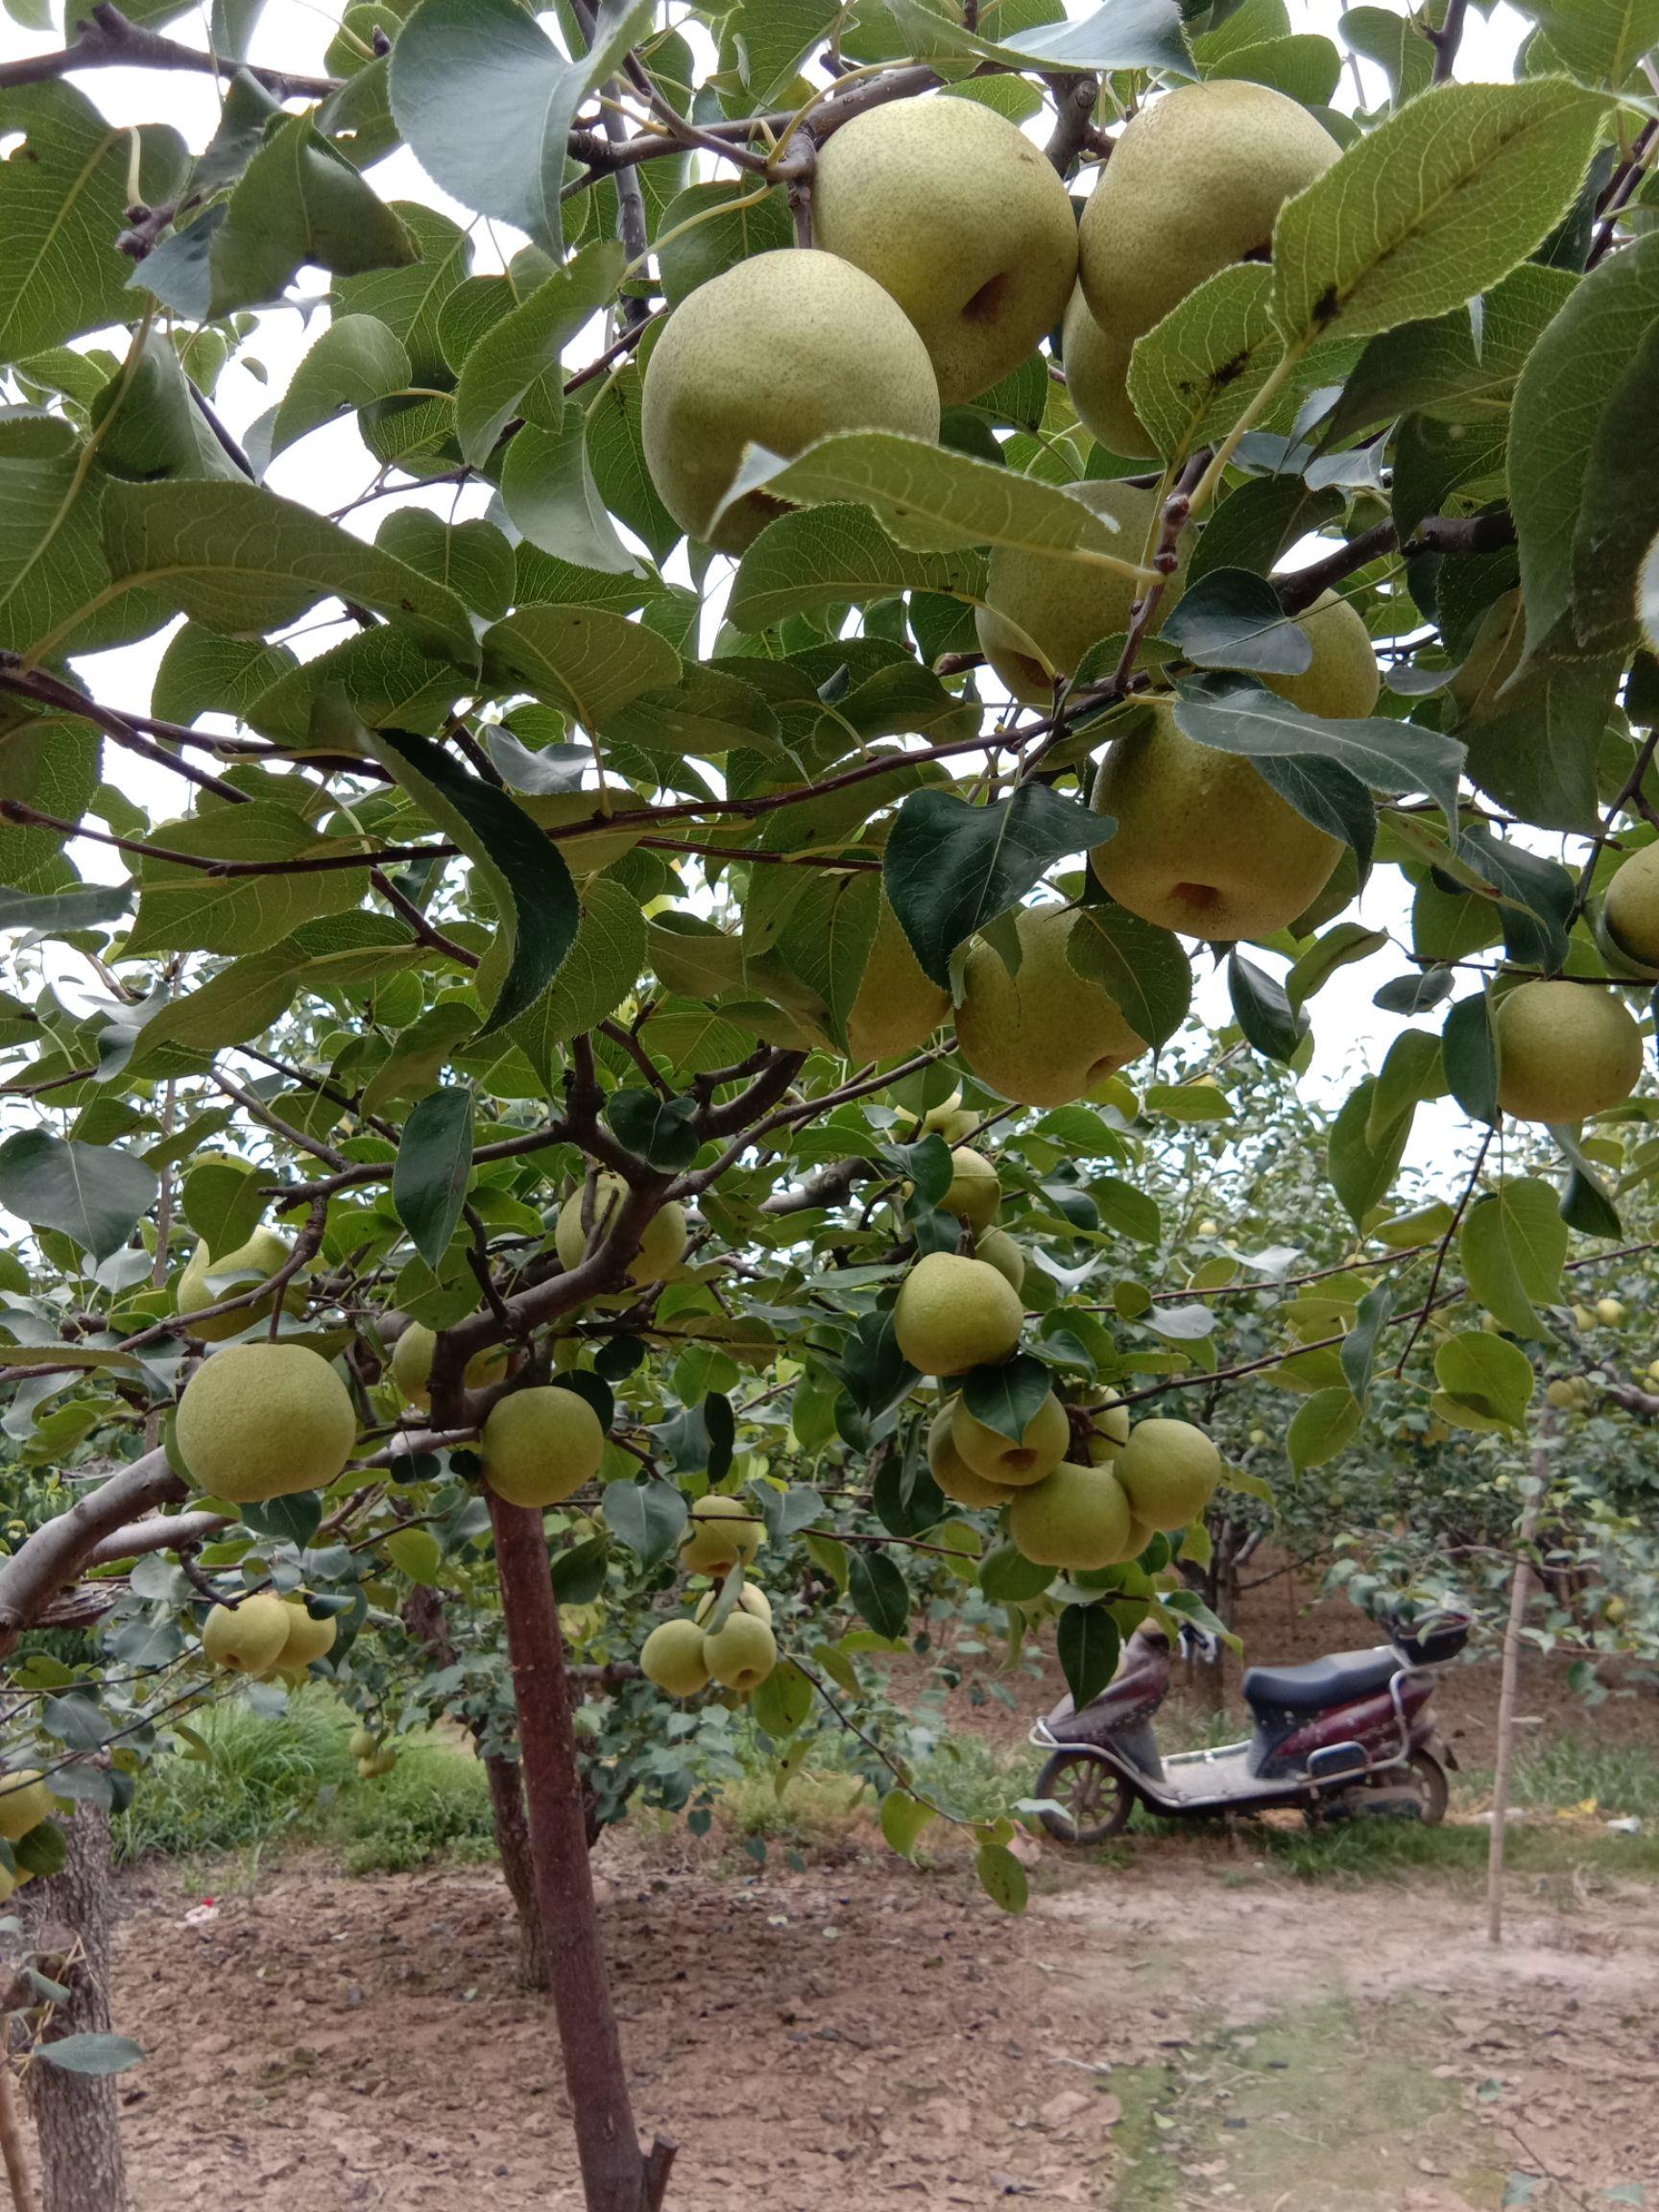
left=554, top=1173, right=688, bottom=1285
left=1080, top=1390, right=1131, bottom=1461
left=1008, top=1460, right=1135, bottom=1570
left=641, top=1619, right=711, bottom=1698
left=939, top=1147, right=1000, bottom=1230
left=813, top=95, right=1079, bottom=406
left=482, top=1386, right=606, bottom=1509
left=639, top=249, right=940, bottom=553
left=1061, top=286, right=1150, bottom=458
left=1114, top=1418, right=1221, bottom=1530
left=701, top=1611, right=778, bottom=1695
left=1494, top=981, right=1642, bottom=1124
left=1264, top=590, right=1381, bottom=721
left=955, top=902, right=1147, bottom=1109
left=1604, top=844, right=1659, bottom=969
left=974, top=1229, right=1025, bottom=1296
left=894, top=1252, right=1023, bottom=1375
left=349, top=1726, right=380, bottom=1761
left=177, top=1225, right=296, bottom=1341
left=202, top=1593, right=293, bottom=1677
left=0, top=1768, right=56, bottom=1841
left=950, top=1391, right=1070, bottom=1489
left=1598, top=1297, right=1625, bottom=1326
left=847, top=895, right=950, bottom=1063
left=926, top=1402, right=1016, bottom=1509
left=272, top=1599, right=337, bottom=1677
left=679, top=1495, right=763, bottom=1574
left=1091, top=701, right=1341, bottom=942
left=1544, top=1379, right=1577, bottom=1408
left=390, top=1324, right=509, bottom=1411
left=178, top=1343, right=357, bottom=1503
left=693, top=1583, right=773, bottom=1627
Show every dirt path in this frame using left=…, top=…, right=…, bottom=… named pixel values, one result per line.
left=110, top=1829, right=1657, bottom=2210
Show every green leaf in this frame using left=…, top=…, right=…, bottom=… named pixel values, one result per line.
left=269, top=315, right=412, bottom=459
left=884, top=786, right=1120, bottom=991
left=153, top=626, right=298, bottom=725
left=752, top=1659, right=814, bottom=1741
left=456, top=243, right=623, bottom=466
left=34, top=2033, right=145, bottom=2077
left=1271, top=81, right=1609, bottom=346
left=979, top=1542, right=1056, bottom=1601
left=388, top=0, right=654, bottom=259
left=89, top=335, right=242, bottom=483
left=1067, top=902, right=1192, bottom=1049
left=960, top=1352, right=1052, bottom=1445
left=1328, top=1075, right=1413, bottom=1227
left=549, top=1532, right=610, bottom=1603
left=1433, top=1329, right=1534, bottom=1431
left=607, top=1090, right=701, bottom=1170
left=728, top=505, right=985, bottom=635
left=376, top=512, right=516, bottom=624
left=125, top=801, right=365, bottom=957
left=1461, top=1179, right=1567, bottom=1336
left=974, top=1839, right=1028, bottom=1914
left=1444, top=992, right=1499, bottom=1126
left=1057, top=1601, right=1121, bottom=1707
left=95, top=479, right=475, bottom=668
left=1286, top=1385, right=1361, bottom=1472
left=0, top=84, right=186, bottom=361
left=1526, top=0, right=1659, bottom=85
left=0, top=1130, right=158, bottom=1261
left=0, top=881, right=132, bottom=931
left=1092, top=1176, right=1162, bottom=1243
left=246, top=627, right=464, bottom=747
left=1511, top=231, right=1659, bottom=656
left=127, top=944, right=303, bottom=1072
left=848, top=1548, right=909, bottom=1640
left=140, top=113, right=418, bottom=321
left=585, top=365, right=680, bottom=565
left=1127, top=264, right=1287, bottom=462
left=334, top=202, right=472, bottom=388
left=1456, top=827, right=1576, bottom=974
left=393, top=1086, right=474, bottom=1269
left=1228, top=950, right=1307, bottom=1063
left=503, top=411, right=644, bottom=576
left=992, top=0, right=1191, bottom=76
left=0, top=437, right=113, bottom=658
left=655, top=180, right=793, bottom=307
left=1286, top=921, right=1389, bottom=1010
left=742, top=430, right=1152, bottom=570
left=503, top=877, right=647, bottom=1077
left=1174, top=682, right=1464, bottom=829
left=1160, top=566, right=1313, bottom=676
left=1339, top=1282, right=1393, bottom=1403
left=1551, top=1120, right=1625, bottom=1237
left=878, top=1788, right=936, bottom=1861
left=601, top=1479, right=687, bottom=1562
left=485, top=604, right=682, bottom=732
left=384, top=1526, right=445, bottom=1585
left=180, top=1157, right=266, bottom=1253
left=1458, top=637, right=1623, bottom=835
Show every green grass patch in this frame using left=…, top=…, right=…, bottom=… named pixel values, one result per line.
left=335, top=1740, right=496, bottom=1874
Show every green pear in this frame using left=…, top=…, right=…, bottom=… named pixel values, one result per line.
left=177, top=1224, right=296, bottom=1341
left=894, top=1251, right=1023, bottom=1375
left=1078, top=81, right=1337, bottom=340
left=202, top=1593, right=293, bottom=1677
left=702, top=1611, right=778, bottom=1695
left=693, top=1583, right=774, bottom=1627
left=555, top=1173, right=688, bottom=1284
left=939, top=1147, right=1000, bottom=1230
left=974, top=1228, right=1025, bottom=1296
left=1079, top=1388, right=1130, bottom=1461
left=1598, top=1296, right=1626, bottom=1326
left=1008, top=1460, right=1135, bottom=1570
left=390, top=1323, right=510, bottom=1411
left=679, top=1494, right=764, bottom=1574
left=950, top=1390, right=1070, bottom=1489
left=1264, top=590, right=1380, bottom=720
left=0, top=1768, right=56, bottom=1841
left=927, top=1402, right=1016, bottom=1509
left=976, top=478, right=1187, bottom=704
left=349, top=1726, right=381, bottom=1761
left=1604, top=844, right=1659, bottom=968
left=640, top=1618, right=711, bottom=1698
left=813, top=95, right=1079, bottom=406
left=847, top=894, right=950, bottom=1062
left=955, top=902, right=1147, bottom=1108
left=639, top=249, right=940, bottom=553
left=1090, top=701, right=1341, bottom=942
left=1494, top=981, right=1642, bottom=1123
left=272, top=1599, right=337, bottom=1677
left=361, top=1744, right=398, bottom=1778
left=893, top=1087, right=979, bottom=1143
left=482, top=1385, right=606, bottom=1509
left=178, top=1342, right=357, bottom=1503
left=1061, top=285, right=1152, bottom=459
left=1114, top=1418, right=1221, bottom=1530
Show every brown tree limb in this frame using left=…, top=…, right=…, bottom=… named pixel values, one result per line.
left=0, top=3, right=338, bottom=97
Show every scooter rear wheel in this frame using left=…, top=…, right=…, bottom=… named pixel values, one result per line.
left=1408, top=1746, right=1450, bottom=1826
left=1035, top=1750, right=1134, bottom=1843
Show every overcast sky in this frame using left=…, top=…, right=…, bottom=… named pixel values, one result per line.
left=0, top=0, right=1545, bottom=1184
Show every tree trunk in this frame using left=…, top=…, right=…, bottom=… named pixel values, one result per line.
left=486, top=1492, right=675, bottom=2212
left=484, top=1755, right=547, bottom=1991
left=0, top=2062, right=40, bottom=2212
left=24, top=1804, right=127, bottom=2212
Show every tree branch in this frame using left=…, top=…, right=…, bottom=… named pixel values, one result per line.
left=0, top=3, right=339, bottom=97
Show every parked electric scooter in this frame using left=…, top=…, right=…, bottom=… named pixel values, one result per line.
left=1029, top=1605, right=1467, bottom=1842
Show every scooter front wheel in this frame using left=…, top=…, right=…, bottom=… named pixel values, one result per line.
left=1035, top=1750, right=1134, bottom=1844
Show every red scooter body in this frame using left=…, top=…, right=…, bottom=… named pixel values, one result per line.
left=1030, top=1608, right=1466, bottom=1841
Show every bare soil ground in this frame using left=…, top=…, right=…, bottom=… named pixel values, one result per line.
left=113, top=1819, right=1658, bottom=2212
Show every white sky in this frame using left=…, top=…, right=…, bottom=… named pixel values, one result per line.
left=0, top=0, right=1546, bottom=1181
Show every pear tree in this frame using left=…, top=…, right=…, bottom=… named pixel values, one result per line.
left=3, top=0, right=1659, bottom=2205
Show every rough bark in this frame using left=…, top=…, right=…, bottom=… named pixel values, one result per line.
left=484, top=1756, right=548, bottom=1991
left=487, top=1492, right=674, bottom=2211
left=24, top=1806, right=127, bottom=2212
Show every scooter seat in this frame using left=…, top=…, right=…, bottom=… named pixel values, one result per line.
left=1242, top=1646, right=1399, bottom=1713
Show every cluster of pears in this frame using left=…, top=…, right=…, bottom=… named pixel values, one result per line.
left=178, top=1223, right=299, bottom=1338
left=0, top=1768, right=58, bottom=1900
left=639, top=1497, right=778, bottom=1699
left=201, top=1589, right=337, bottom=1679
left=349, top=1725, right=398, bottom=1780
